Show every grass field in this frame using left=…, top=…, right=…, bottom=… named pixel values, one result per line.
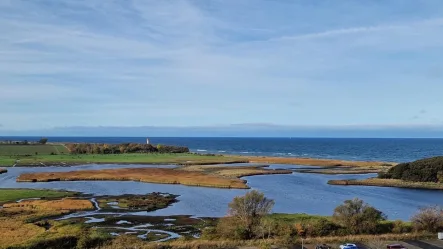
left=0, top=153, right=248, bottom=167
left=268, top=213, right=330, bottom=223
left=17, top=166, right=291, bottom=189
left=0, top=144, right=69, bottom=156
left=328, top=178, right=443, bottom=190
left=0, top=189, right=78, bottom=204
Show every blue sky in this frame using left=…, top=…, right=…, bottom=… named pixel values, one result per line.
left=1, top=0, right=443, bottom=136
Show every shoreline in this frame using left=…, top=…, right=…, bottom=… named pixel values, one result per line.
left=328, top=178, right=443, bottom=190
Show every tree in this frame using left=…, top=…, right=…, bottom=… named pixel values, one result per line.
left=227, top=190, right=275, bottom=239
left=333, top=198, right=386, bottom=234
left=39, top=137, right=48, bottom=144
left=411, top=205, right=443, bottom=233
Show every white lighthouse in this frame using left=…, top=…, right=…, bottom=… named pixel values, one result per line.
left=146, top=138, right=150, bottom=145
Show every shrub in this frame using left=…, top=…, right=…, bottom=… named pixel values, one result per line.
left=333, top=198, right=387, bottom=235
left=306, top=219, right=340, bottom=237
left=391, top=220, right=412, bottom=234
left=380, top=156, right=443, bottom=182
left=65, top=143, right=189, bottom=154
left=39, top=137, right=48, bottom=144
left=411, top=205, right=443, bottom=232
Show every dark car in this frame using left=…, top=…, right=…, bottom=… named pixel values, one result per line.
left=387, top=244, right=407, bottom=249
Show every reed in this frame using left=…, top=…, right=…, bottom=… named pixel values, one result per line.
left=3, top=198, right=94, bottom=211
left=328, top=178, right=443, bottom=190
left=17, top=167, right=292, bottom=189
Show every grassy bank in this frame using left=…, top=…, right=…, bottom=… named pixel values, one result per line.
left=0, top=144, right=69, bottom=156
left=0, top=189, right=79, bottom=204
left=244, top=156, right=395, bottom=168
left=0, top=153, right=248, bottom=167
left=328, top=178, right=443, bottom=190
left=17, top=166, right=292, bottom=189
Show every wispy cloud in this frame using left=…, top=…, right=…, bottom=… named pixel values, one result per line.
left=1, top=0, right=443, bottom=133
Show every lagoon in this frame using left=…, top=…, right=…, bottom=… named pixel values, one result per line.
left=1, top=164, right=443, bottom=220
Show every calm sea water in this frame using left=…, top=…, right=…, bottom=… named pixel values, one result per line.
left=2, top=137, right=443, bottom=162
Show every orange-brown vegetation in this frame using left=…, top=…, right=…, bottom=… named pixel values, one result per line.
left=328, top=178, right=443, bottom=190
left=243, top=156, right=395, bottom=167
left=3, top=198, right=94, bottom=211
left=0, top=168, right=6, bottom=174
left=17, top=166, right=292, bottom=189
left=0, top=198, right=93, bottom=248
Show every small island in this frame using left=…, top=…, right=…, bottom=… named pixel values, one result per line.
left=328, top=156, right=443, bottom=190
left=17, top=165, right=292, bottom=189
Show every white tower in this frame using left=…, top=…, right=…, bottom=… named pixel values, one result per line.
left=146, top=138, right=150, bottom=145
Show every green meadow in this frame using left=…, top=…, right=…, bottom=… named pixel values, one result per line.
left=0, top=144, right=69, bottom=156
left=0, top=189, right=78, bottom=204
left=0, top=152, right=247, bottom=167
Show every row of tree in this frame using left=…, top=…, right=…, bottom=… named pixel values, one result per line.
left=379, top=156, right=443, bottom=183
left=0, top=137, right=48, bottom=145
left=203, top=191, right=443, bottom=241
left=65, top=143, right=189, bottom=154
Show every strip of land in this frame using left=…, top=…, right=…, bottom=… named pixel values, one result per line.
left=0, top=153, right=248, bottom=167
left=294, top=165, right=386, bottom=175
left=328, top=178, right=443, bottom=190
left=16, top=166, right=292, bottom=189
left=243, top=156, right=396, bottom=167
left=0, top=189, right=79, bottom=205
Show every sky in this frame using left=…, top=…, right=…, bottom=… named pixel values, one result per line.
left=1, top=0, right=443, bottom=137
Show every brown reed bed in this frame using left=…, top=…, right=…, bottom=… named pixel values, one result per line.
left=328, top=178, right=443, bottom=190
left=3, top=198, right=95, bottom=211
left=0, top=198, right=94, bottom=248
left=17, top=166, right=292, bottom=189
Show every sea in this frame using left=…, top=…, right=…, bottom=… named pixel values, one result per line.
left=2, top=137, right=443, bottom=162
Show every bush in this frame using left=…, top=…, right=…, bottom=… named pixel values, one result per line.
left=411, top=205, right=443, bottom=232
left=39, top=137, right=48, bottom=144
left=380, top=156, right=443, bottom=183
left=391, top=220, right=412, bottom=234
left=306, top=219, right=340, bottom=237
left=333, top=198, right=387, bottom=235
left=65, top=143, right=189, bottom=154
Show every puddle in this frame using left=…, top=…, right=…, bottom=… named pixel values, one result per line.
left=85, top=217, right=105, bottom=224
left=116, top=220, right=132, bottom=225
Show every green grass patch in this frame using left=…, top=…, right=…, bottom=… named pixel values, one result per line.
left=268, top=213, right=330, bottom=223
left=0, top=153, right=247, bottom=167
left=0, top=144, right=68, bottom=156
left=0, top=189, right=78, bottom=204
